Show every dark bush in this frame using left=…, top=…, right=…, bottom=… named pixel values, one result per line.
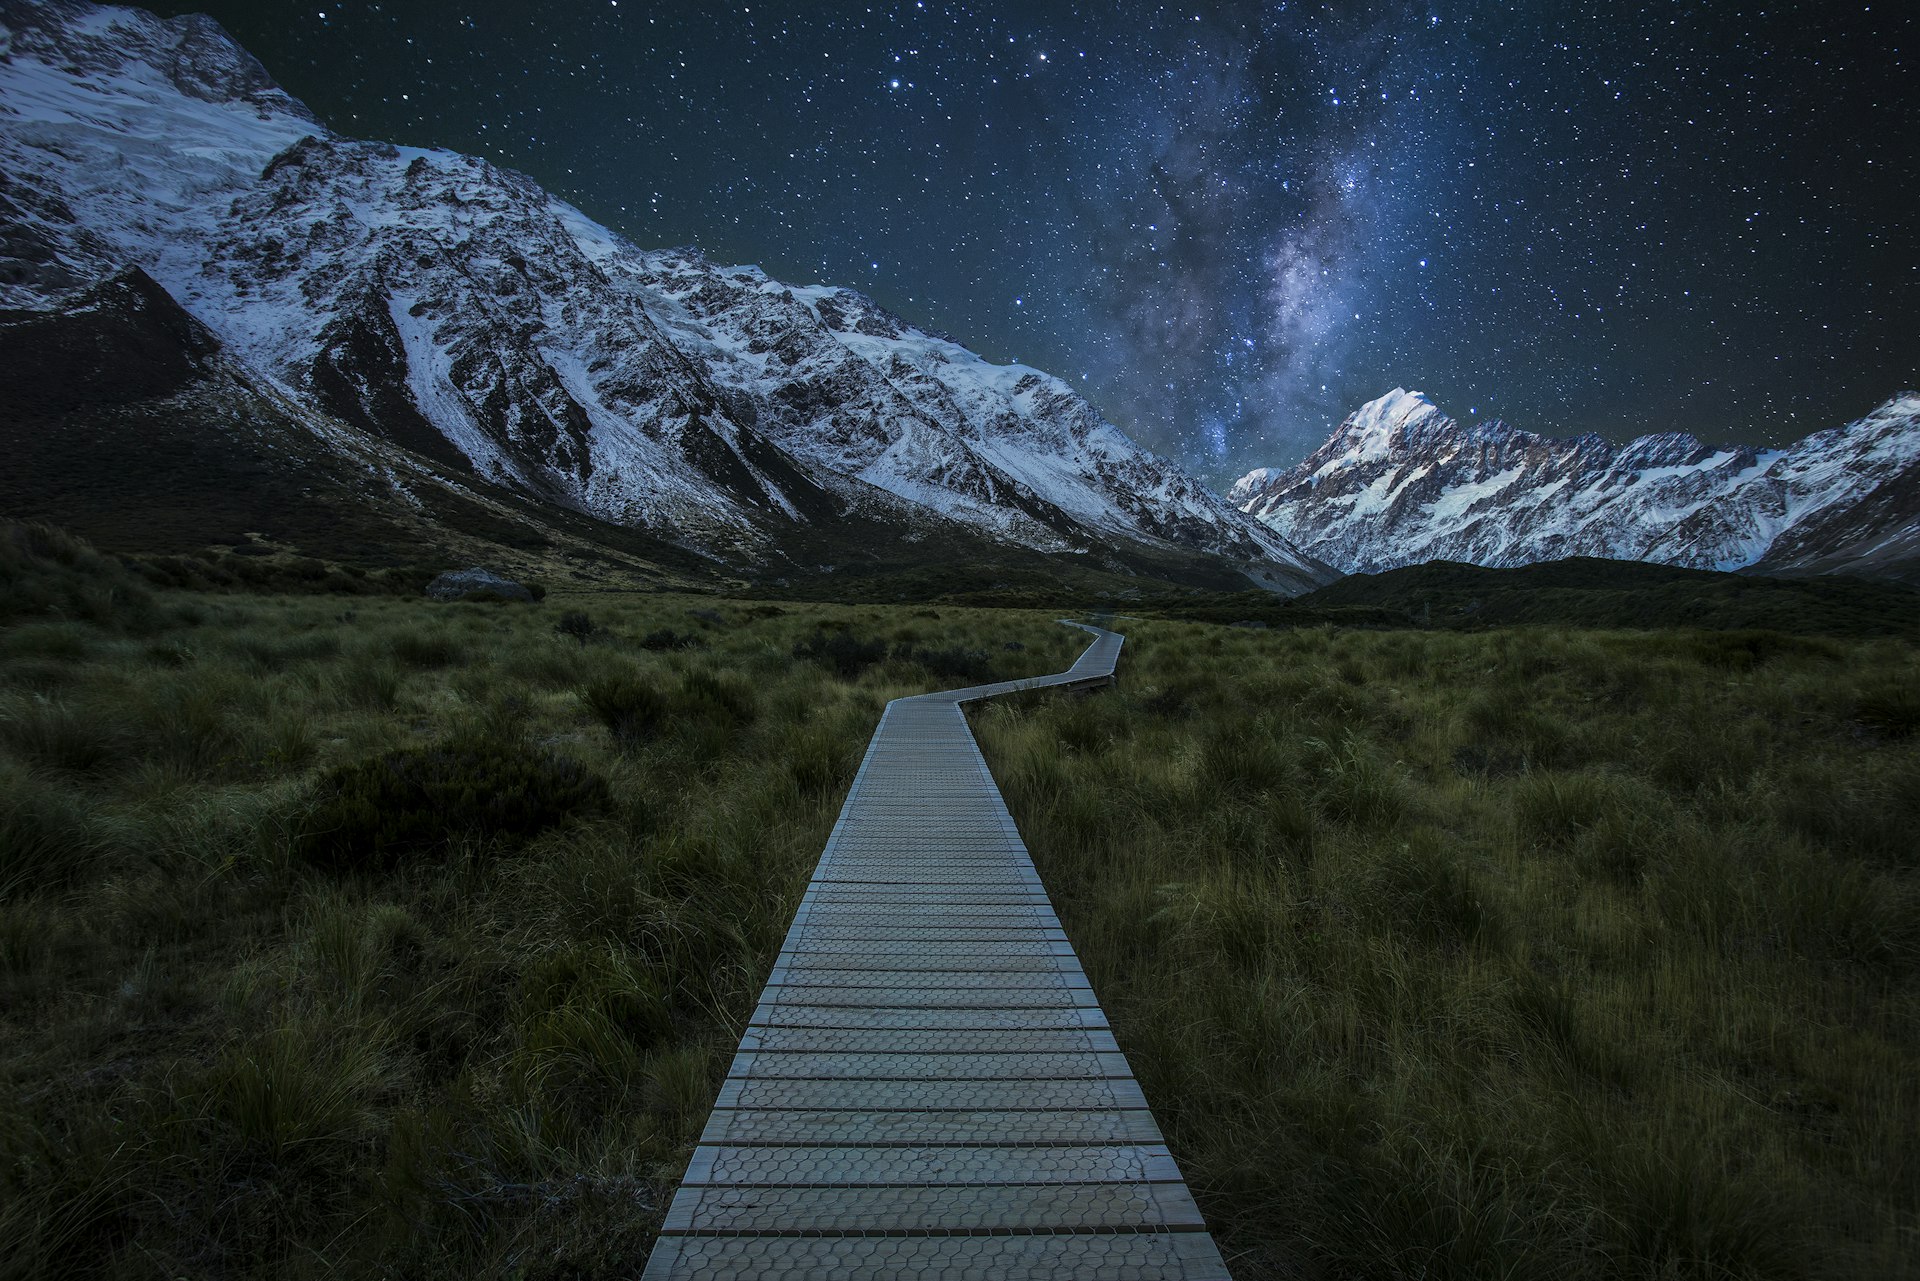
left=298, top=735, right=608, bottom=872
left=123, top=549, right=424, bottom=597
left=555, top=610, right=595, bottom=647
left=1684, top=629, right=1838, bottom=671
left=640, top=628, right=703, bottom=652
left=793, top=629, right=887, bottom=678
left=581, top=674, right=669, bottom=746
left=898, top=644, right=993, bottom=682
left=387, top=629, right=466, bottom=669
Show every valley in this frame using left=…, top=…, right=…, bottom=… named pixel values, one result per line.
left=2, top=523, right=1916, bottom=1279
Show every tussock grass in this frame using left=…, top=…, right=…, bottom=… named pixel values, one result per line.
left=0, top=547, right=1087, bottom=1278
left=971, top=619, right=1920, bottom=1280
left=9, top=520, right=1912, bottom=1278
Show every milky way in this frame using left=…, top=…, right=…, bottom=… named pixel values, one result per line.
left=151, top=0, right=1918, bottom=485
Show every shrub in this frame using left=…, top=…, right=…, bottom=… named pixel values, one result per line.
left=1684, top=629, right=1837, bottom=672
left=640, top=628, right=702, bottom=652
left=387, top=629, right=467, bottom=669
left=298, top=734, right=609, bottom=872
left=898, top=644, right=993, bottom=682
left=556, top=610, right=596, bottom=648
left=792, top=629, right=887, bottom=678
left=581, top=674, right=669, bottom=746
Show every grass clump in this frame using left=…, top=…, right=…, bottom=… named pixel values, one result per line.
left=639, top=628, right=703, bottom=651
left=0, top=519, right=157, bottom=632
left=298, top=734, right=609, bottom=871
left=0, top=760, right=108, bottom=897
left=1854, top=676, right=1920, bottom=740
left=580, top=672, right=670, bottom=747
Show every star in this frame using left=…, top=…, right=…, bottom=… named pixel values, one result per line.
left=146, top=0, right=1920, bottom=479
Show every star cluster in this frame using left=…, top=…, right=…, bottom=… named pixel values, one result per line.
left=153, top=0, right=1918, bottom=482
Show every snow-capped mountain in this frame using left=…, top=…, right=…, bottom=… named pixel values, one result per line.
left=0, top=0, right=1328, bottom=591
left=1231, top=388, right=1920, bottom=583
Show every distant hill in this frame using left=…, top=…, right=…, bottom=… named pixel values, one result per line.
left=1147, top=557, right=1920, bottom=637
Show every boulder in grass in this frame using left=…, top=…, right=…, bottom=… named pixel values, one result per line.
left=425, top=567, right=534, bottom=603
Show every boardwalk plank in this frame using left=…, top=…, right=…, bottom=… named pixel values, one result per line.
left=641, top=1231, right=1231, bottom=1280
left=661, top=1180, right=1207, bottom=1234
left=697, top=1107, right=1164, bottom=1147
left=747, top=1004, right=1111, bottom=1031
left=726, top=1050, right=1134, bottom=1080
left=680, top=1143, right=1183, bottom=1186
left=736, top=1026, right=1121, bottom=1054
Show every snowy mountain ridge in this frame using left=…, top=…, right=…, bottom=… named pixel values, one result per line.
left=1232, top=388, right=1920, bottom=583
left=0, top=0, right=1329, bottom=590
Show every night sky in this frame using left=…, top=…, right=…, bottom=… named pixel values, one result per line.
left=149, top=0, right=1917, bottom=485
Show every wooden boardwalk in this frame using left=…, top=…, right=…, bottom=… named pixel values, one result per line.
left=643, top=623, right=1230, bottom=1279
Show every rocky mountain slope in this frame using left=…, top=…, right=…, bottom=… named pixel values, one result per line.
left=0, top=0, right=1329, bottom=593
left=0, top=263, right=727, bottom=584
left=1231, top=388, right=1920, bottom=584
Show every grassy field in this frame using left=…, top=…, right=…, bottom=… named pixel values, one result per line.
left=0, top=524, right=1086, bottom=1278
left=5, top=522, right=1918, bottom=1278
left=972, top=619, right=1920, bottom=1279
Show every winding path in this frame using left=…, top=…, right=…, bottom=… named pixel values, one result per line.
left=643, top=623, right=1230, bottom=1279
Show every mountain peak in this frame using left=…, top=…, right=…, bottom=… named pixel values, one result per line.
left=1234, top=387, right=1920, bottom=583
left=1, top=1, right=322, bottom=126
left=1325, top=387, right=1448, bottom=460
